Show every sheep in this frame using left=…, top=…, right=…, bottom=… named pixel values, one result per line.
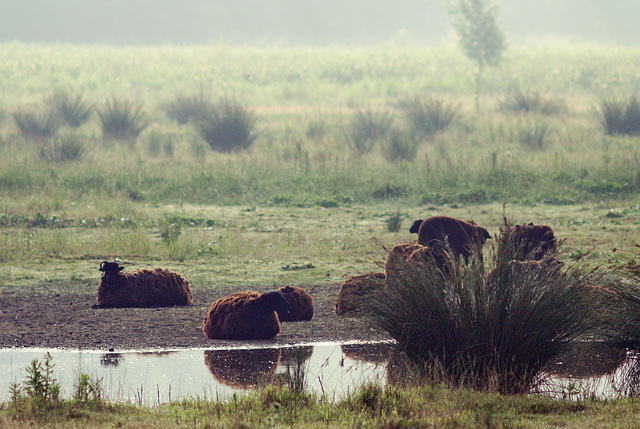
left=95, top=260, right=193, bottom=308
left=385, top=242, right=454, bottom=279
left=204, top=348, right=282, bottom=388
left=335, top=272, right=386, bottom=316
left=202, top=290, right=291, bottom=340
left=410, top=216, right=491, bottom=263
left=508, top=223, right=557, bottom=261
left=276, top=285, right=314, bottom=322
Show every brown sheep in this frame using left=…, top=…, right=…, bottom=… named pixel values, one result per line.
left=385, top=242, right=454, bottom=279
left=508, top=223, right=557, bottom=261
left=202, top=291, right=291, bottom=340
left=335, top=272, right=386, bottom=316
left=410, top=216, right=491, bottom=263
left=276, top=285, right=314, bottom=322
left=95, top=261, right=193, bottom=308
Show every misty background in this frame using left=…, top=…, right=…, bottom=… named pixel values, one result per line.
left=0, top=0, right=639, bottom=46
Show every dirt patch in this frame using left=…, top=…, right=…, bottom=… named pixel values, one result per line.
left=0, top=283, right=389, bottom=351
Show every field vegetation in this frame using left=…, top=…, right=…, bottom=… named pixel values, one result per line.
left=3, top=41, right=640, bottom=426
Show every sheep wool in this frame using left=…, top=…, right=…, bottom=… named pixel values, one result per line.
left=276, top=285, right=314, bottom=322
left=335, top=272, right=386, bottom=316
left=202, top=291, right=291, bottom=340
left=96, top=261, right=193, bottom=308
left=410, top=216, right=491, bottom=263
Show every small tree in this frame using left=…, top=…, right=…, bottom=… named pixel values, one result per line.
left=448, top=0, right=507, bottom=110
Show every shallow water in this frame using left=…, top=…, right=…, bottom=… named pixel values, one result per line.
left=1, top=341, right=638, bottom=406
left=0, top=342, right=392, bottom=406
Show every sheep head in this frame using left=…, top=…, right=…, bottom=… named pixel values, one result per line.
left=99, top=260, right=125, bottom=282
left=409, top=219, right=424, bottom=234
left=260, top=291, right=291, bottom=316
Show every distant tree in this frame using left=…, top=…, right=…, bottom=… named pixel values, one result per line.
left=448, top=0, right=507, bottom=110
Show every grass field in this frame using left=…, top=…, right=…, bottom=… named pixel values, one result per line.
left=2, top=41, right=640, bottom=426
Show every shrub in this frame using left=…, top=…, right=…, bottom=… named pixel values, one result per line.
left=13, top=108, right=60, bottom=141
left=164, top=91, right=212, bottom=124
left=98, top=97, right=149, bottom=142
left=47, top=90, right=93, bottom=128
left=196, top=98, right=256, bottom=153
left=397, top=96, right=458, bottom=137
left=39, top=134, right=86, bottom=162
left=345, top=107, right=394, bottom=156
left=368, top=223, right=609, bottom=394
left=599, top=95, right=640, bottom=136
left=381, top=128, right=419, bottom=162
left=501, top=90, right=566, bottom=116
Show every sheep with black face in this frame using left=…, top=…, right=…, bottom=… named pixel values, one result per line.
left=95, top=260, right=193, bottom=308
left=202, top=291, right=291, bottom=340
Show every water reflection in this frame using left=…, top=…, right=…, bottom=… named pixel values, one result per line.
left=204, top=348, right=282, bottom=388
left=2, top=341, right=640, bottom=406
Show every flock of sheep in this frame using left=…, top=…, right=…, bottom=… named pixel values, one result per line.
left=90, top=215, right=557, bottom=341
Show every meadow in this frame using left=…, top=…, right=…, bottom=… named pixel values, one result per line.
left=2, top=42, right=640, bottom=427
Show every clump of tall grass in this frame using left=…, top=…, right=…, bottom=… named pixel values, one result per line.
left=39, top=134, right=86, bottom=162
left=98, top=97, right=149, bottom=142
left=514, top=118, right=552, bottom=150
left=345, top=107, right=394, bottom=156
left=381, top=128, right=418, bottom=162
left=164, top=91, right=212, bottom=124
left=598, top=95, right=640, bottom=136
left=368, top=223, right=610, bottom=394
left=196, top=98, right=256, bottom=153
left=13, top=108, right=60, bottom=141
left=500, top=90, right=567, bottom=116
left=605, top=259, right=640, bottom=347
left=397, top=96, right=459, bottom=137
left=47, top=90, right=93, bottom=128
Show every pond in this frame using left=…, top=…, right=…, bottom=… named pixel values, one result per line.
left=0, top=341, right=638, bottom=406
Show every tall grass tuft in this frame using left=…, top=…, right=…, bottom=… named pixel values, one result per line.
left=397, top=96, right=459, bottom=137
left=345, top=107, right=394, bottom=156
left=599, top=95, right=640, bottom=136
left=98, top=97, right=149, bottom=142
left=164, top=91, right=212, bottom=124
left=39, top=134, right=86, bottom=162
left=514, top=118, right=551, bottom=150
left=13, top=108, right=60, bottom=141
left=47, top=90, right=93, bottom=128
left=605, top=259, right=640, bottom=347
left=196, top=98, right=256, bottom=153
left=368, top=224, right=609, bottom=394
left=501, top=90, right=566, bottom=116
left=381, top=128, right=418, bottom=162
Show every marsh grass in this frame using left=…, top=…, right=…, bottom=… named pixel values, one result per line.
left=47, top=90, right=93, bottom=129
left=13, top=107, right=60, bottom=141
left=98, top=97, right=149, bottom=142
left=598, top=95, right=640, bottom=136
left=345, top=106, right=394, bottom=156
left=39, top=134, right=86, bottom=162
left=163, top=91, right=212, bottom=124
left=514, top=118, right=552, bottom=150
left=381, top=127, right=418, bottom=162
left=368, top=223, right=611, bottom=394
left=196, top=97, right=256, bottom=153
left=501, top=90, right=567, bottom=116
left=397, top=96, right=459, bottom=137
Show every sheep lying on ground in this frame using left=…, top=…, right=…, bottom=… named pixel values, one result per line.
left=385, top=242, right=454, bottom=280
left=202, top=291, right=291, bottom=340
left=335, top=272, right=386, bottom=316
left=508, top=223, right=558, bottom=260
left=276, top=285, right=314, bottom=321
left=95, top=261, right=193, bottom=308
left=410, top=216, right=491, bottom=263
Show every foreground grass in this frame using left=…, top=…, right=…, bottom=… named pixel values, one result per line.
left=3, top=383, right=640, bottom=428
